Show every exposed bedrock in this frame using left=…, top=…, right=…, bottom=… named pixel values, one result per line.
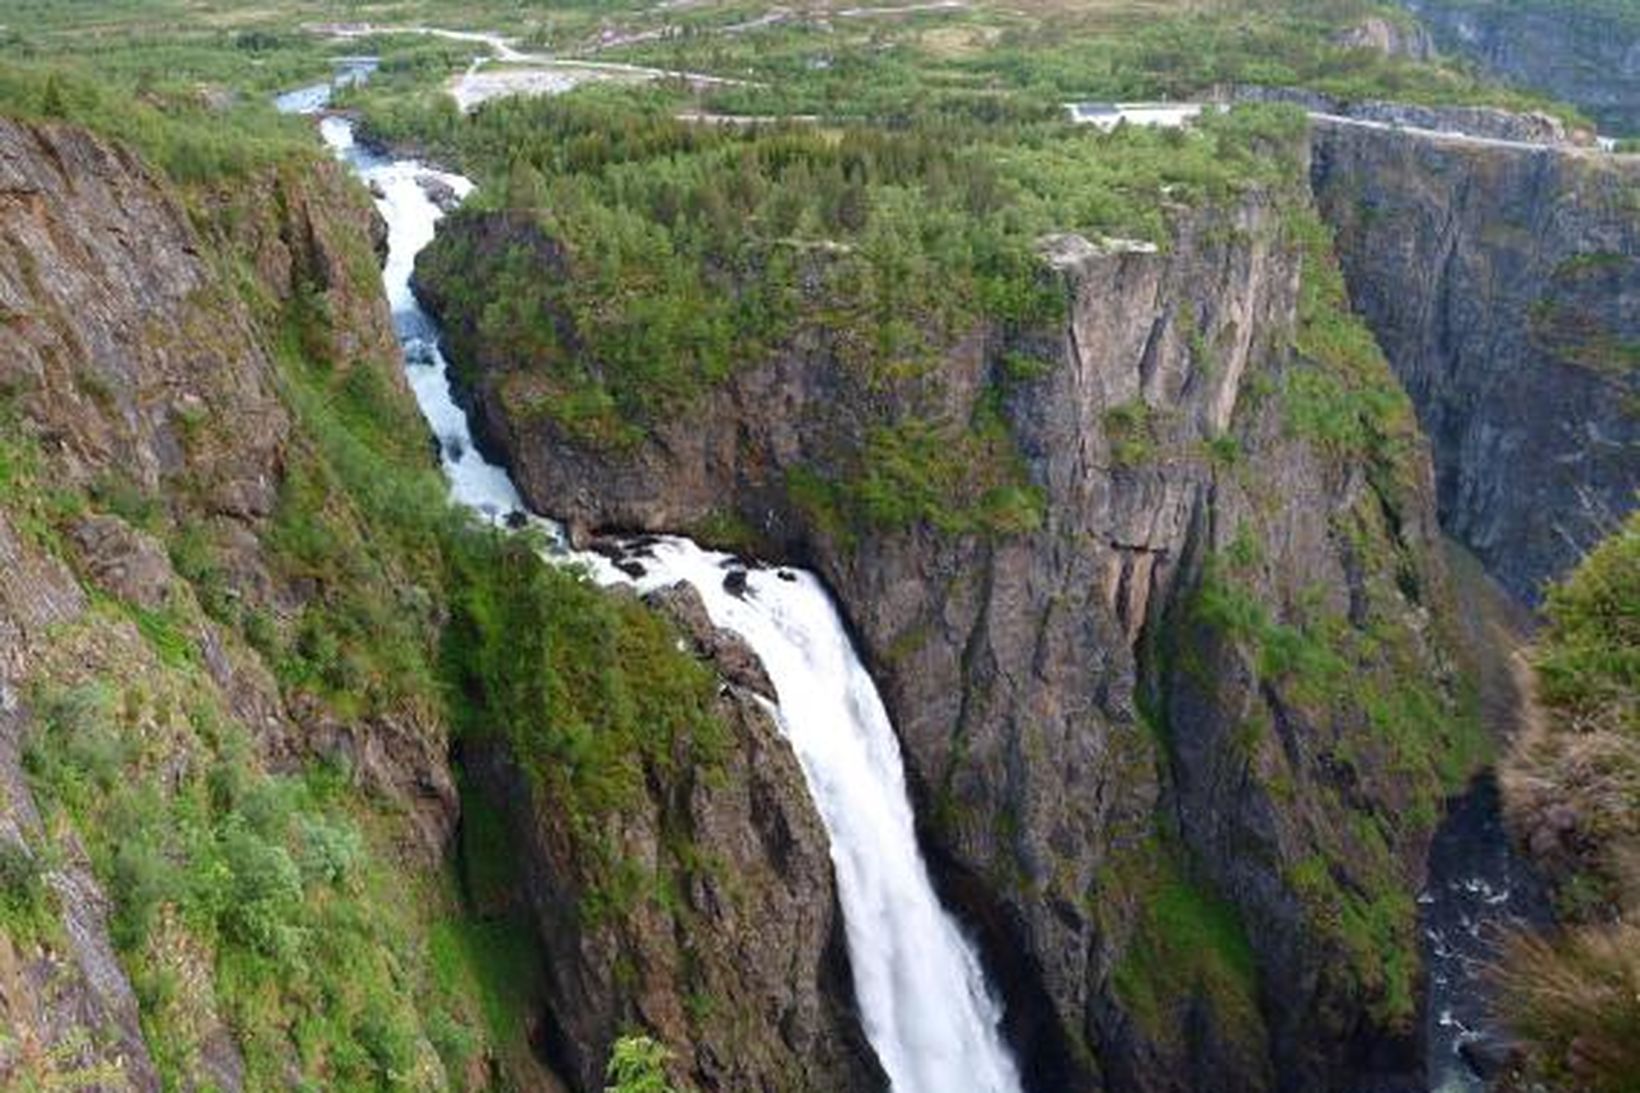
left=1310, top=118, right=1640, bottom=603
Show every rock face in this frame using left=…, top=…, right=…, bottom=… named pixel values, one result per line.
left=1235, top=86, right=1584, bottom=146
left=0, top=509, right=159, bottom=1090
left=423, top=139, right=1476, bottom=1091
left=1402, top=0, right=1640, bottom=134
left=1334, top=15, right=1438, bottom=62
left=0, top=111, right=885, bottom=1092
left=0, top=112, right=457, bottom=1089
left=465, top=583, right=883, bottom=1093
left=1310, top=118, right=1640, bottom=603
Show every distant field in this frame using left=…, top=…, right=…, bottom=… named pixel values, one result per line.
left=0, top=0, right=1586, bottom=148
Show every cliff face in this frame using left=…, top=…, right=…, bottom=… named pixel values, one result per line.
left=1402, top=0, right=1640, bottom=133
left=423, top=142, right=1478, bottom=1091
left=0, top=112, right=476, bottom=1089
left=0, top=113, right=876, bottom=1092
left=1310, top=118, right=1640, bottom=603
left=463, top=582, right=882, bottom=1093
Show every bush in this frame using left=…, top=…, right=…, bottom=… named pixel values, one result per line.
left=0, top=839, right=55, bottom=942
left=605, top=1034, right=677, bottom=1093
left=1497, top=514, right=1640, bottom=1088
left=216, top=826, right=305, bottom=959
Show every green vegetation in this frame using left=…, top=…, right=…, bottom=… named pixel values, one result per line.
left=0, top=838, right=60, bottom=946
left=409, top=94, right=1303, bottom=446
left=605, top=1034, right=680, bottom=1093
left=1282, top=206, right=1420, bottom=470
left=408, top=91, right=1305, bottom=538
left=1180, top=490, right=1485, bottom=1030
left=23, top=674, right=480, bottom=1087
left=1536, top=512, right=1640, bottom=731
left=0, top=0, right=1612, bottom=1083
left=444, top=529, right=732, bottom=915
left=592, top=0, right=1583, bottom=125
left=0, top=77, right=740, bottom=1081
left=1496, top=512, right=1640, bottom=1090
left=0, top=61, right=314, bottom=184
left=1109, top=841, right=1262, bottom=1051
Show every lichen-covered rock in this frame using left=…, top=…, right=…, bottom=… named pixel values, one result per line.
left=1334, top=15, right=1437, bottom=61
left=68, top=515, right=176, bottom=610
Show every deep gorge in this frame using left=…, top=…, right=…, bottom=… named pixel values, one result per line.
left=1, top=4, right=1636, bottom=1091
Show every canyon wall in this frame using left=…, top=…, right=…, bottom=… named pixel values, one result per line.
left=422, top=132, right=1478, bottom=1091
left=1311, top=117, right=1640, bottom=603
left=0, top=113, right=873, bottom=1091
left=1403, top=0, right=1640, bottom=134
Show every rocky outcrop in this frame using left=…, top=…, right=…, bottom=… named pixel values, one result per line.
left=0, top=114, right=451, bottom=1087
left=1310, top=119, right=1640, bottom=603
left=465, top=583, right=882, bottom=1093
left=422, top=142, right=1477, bottom=1091
left=0, top=510, right=160, bottom=1090
left=1334, top=15, right=1437, bottom=62
left=1234, top=86, right=1584, bottom=145
left=1401, top=0, right=1640, bottom=134
left=0, top=111, right=455, bottom=840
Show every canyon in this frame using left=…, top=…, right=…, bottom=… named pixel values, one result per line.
left=1, top=4, right=1636, bottom=1090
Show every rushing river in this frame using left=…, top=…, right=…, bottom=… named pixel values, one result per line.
left=288, top=89, right=1021, bottom=1092
left=1421, top=774, right=1551, bottom=1092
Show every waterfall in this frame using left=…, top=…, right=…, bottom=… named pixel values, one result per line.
left=578, top=538, right=1022, bottom=1093
left=306, top=106, right=1022, bottom=1092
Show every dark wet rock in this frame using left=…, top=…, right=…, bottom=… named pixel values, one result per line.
left=1420, top=773, right=1553, bottom=1091
left=616, top=559, right=647, bottom=579
left=722, top=569, right=749, bottom=598
left=647, top=583, right=776, bottom=701
left=1458, top=1035, right=1513, bottom=1081
left=505, top=510, right=530, bottom=530
left=416, top=172, right=461, bottom=214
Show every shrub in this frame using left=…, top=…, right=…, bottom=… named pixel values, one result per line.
left=605, top=1034, right=678, bottom=1093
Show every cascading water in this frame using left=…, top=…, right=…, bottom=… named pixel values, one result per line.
left=579, top=539, right=1022, bottom=1093
left=291, top=88, right=1021, bottom=1093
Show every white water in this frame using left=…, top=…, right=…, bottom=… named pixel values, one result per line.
left=307, top=103, right=1021, bottom=1093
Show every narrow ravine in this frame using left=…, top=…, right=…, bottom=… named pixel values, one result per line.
left=1420, top=775, right=1553, bottom=1091
left=290, top=87, right=1021, bottom=1093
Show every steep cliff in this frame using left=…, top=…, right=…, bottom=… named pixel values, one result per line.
left=1310, top=118, right=1640, bottom=603
left=0, top=110, right=875, bottom=1092
left=0, top=110, right=479, bottom=1089
left=452, top=572, right=883, bottom=1093
left=1401, top=0, right=1640, bottom=133
left=421, top=120, right=1481, bottom=1091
